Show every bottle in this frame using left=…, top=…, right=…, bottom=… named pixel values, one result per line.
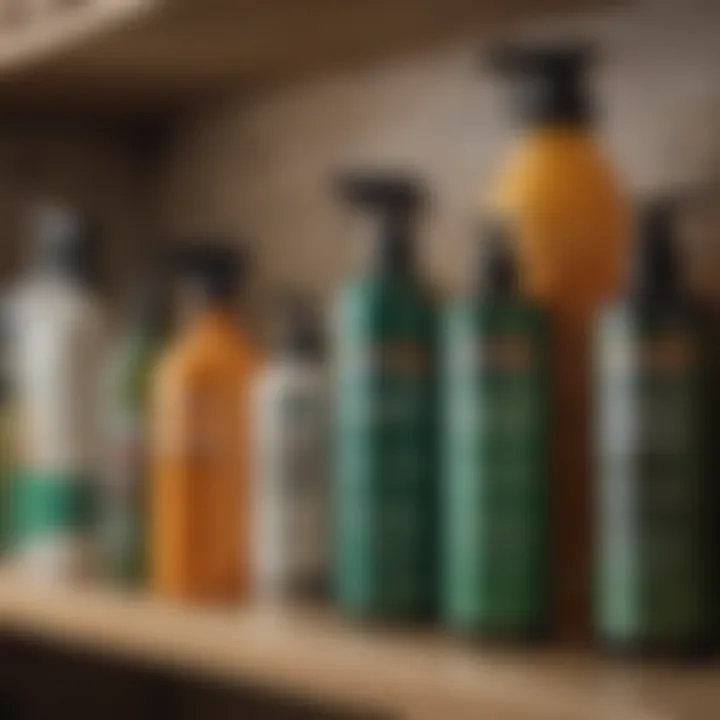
left=252, top=298, right=329, bottom=603
left=486, top=44, right=629, bottom=638
left=151, top=243, right=257, bottom=603
left=334, top=172, right=437, bottom=620
left=5, top=204, right=106, bottom=580
left=104, top=276, right=171, bottom=585
left=595, top=201, right=711, bottom=654
left=443, top=225, right=550, bottom=638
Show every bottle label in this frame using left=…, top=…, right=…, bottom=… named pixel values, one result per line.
left=443, top=307, right=548, bottom=633
left=336, top=331, right=436, bottom=617
left=596, top=318, right=707, bottom=644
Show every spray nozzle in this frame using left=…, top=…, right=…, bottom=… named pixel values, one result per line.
left=335, top=171, right=426, bottom=275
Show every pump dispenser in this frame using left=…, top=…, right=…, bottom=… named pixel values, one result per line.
left=151, top=242, right=258, bottom=604
left=5, top=203, right=106, bottom=580
left=485, top=43, right=629, bottom=639
left=443, top=223, right=550, bottom=637
left=334, top=172, right=437, bottom=620
left=595, top=201, right=712, bottom=653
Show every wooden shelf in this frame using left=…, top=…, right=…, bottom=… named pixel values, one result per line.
left=0, top=0, right=616, bottom=118
left=0, top=574, right=716, bottom=720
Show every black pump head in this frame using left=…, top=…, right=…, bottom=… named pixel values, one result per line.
left=632, top=199, right=680, bottom=301
left=280, top=296, right=324, bottom=360
left=29, top=203, right=99, bottom=285
left=335, top=171, right=427, bottom=275
left=487, top=43, right=595, bottom=127
left=477, top=222, right=518, bottom=297
left=172, top=241, right=246, bottom=303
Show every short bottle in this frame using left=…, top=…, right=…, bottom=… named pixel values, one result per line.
left=594, top=201, right=712, bottom=654
left=334, top=172, right=437, bottom=620
left=252, top=299, right=329, bottom=603
left=104, top=276, right=171, bottom=585
left=443, top=225, right=550, bottom=638
left=151, top=243, right=258, bottom=604
left=4, top=204, right=106, bottom=580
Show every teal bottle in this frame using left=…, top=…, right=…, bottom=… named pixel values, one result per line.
left=595, top=201, right=712, bottom=654
left=443, top=225, right=550, bottom=638
left=334, top=173, right=437, bottom=620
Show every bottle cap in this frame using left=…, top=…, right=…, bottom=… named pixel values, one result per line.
left=632, top=199, right=680, bottom=300
left=477, top=222, right=517, bottom=297
left=281, top=297, right=324, bottom=360
left=29, top=203, right=99, bottom=284
left=335, top=171, right=426, bottom=275
left=487, top=43, right=595, bottom=127
left=172, top=241, right=246, bottom=303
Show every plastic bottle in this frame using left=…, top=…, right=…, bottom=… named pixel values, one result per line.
left=151, top=243, right=257, bottom=603
left=443, top=224, right=550, bottom=638
left=5, top=204, right=106, bottom=580
left=595, top=201, right=712, bottom=654
left=486, top=44, right=629, bottom=638
left=104, top=276, right=171, bottom=585
left=252, top=299, right=329, bottom=603
left=334, top=173, right=437, bottom=620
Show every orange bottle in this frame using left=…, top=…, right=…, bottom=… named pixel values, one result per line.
left=486, top=45, right=629, bottom=640
left=151, top=244, right=257, bottom=603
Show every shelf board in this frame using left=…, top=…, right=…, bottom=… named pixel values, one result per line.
left=0, top=573, right=716, bottom=720
left=0, top=0, right=616, bottom=119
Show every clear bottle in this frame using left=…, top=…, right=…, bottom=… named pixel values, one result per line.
left=252, top=299, right=329, bottom=604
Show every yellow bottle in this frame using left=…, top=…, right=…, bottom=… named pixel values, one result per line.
left=486, top=46, right=629, bottom=640
left=151, top=244, right=257, bottom=604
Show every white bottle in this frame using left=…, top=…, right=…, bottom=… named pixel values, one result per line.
left=4, top=205, right=106, bottom=581
left=252, top=302, right=329, bottom=604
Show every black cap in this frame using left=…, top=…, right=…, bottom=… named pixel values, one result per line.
left=281, top=298, right=324, bottom=360
left=172, top=241, right=246, bottom=303
left=29, top=203, right=99, bottom=285
left=631, top=199, right=680, bottom=301
left=476, top=222, right=518, bottom=297
left=335, top=171, right=426, bottom=275
left=487, top=44, right=595, bottom=127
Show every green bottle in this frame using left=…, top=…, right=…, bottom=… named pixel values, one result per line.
left=595, top=201, right=712, bottom=654
left=105, top=278, right=170, bottom=585
left=334, top=173, right=437, bottom=620
left=443, top=225, right=550, bottom=638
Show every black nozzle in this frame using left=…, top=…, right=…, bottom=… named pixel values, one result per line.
left=486, top=43, right=595, bottom=127
left=281, top=296, right=324, bottom=361
left=172, top=240, right=246, bottom=303
left=335, top=171, right=426, bottom=276
left=477, top=222, right=518, bottom=297
left=632, top=199, right=680, bottom=301
left=29, top=203, right=99, bottom=285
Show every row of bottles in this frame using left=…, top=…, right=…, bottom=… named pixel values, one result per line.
left=0, top=40, right=712, bottom=655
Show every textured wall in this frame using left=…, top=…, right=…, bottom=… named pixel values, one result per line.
left=157, top=0, right=720, bottom=309
left=0, top=122, right=157, bottom=303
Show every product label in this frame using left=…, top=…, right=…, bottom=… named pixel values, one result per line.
left=443, top=306, right=548, bottom=633
left=336, top=316, right=436, bottom=618
left=596, top=317, right=707, bottom=644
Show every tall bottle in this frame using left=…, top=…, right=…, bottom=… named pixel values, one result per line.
left=252, top=299, right=329, bottom=603
left=334, top=173, right=437, bottom=620
left=104, top=277, right=171, bottom=585
left=151, top=244, right=257, bottom=603
left=595, top=202, right=712, bottom=654
left=5, top=204, right=105, bottom=580
left=443, top=225, right=550, bottom=638
left=486, top=45, right=629, bottom=638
